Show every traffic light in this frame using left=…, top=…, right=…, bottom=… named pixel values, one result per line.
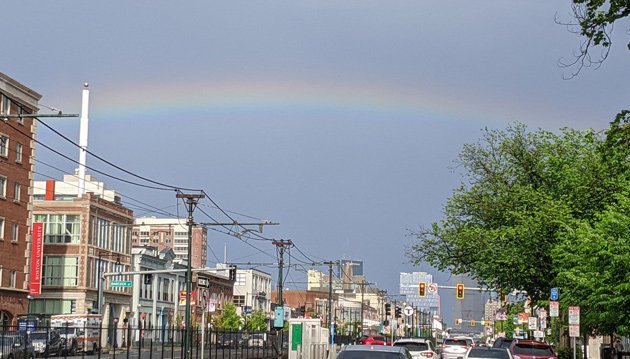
left=470, top=319, right=476, bottom=326
left=395, top=306, right=402, bottom=318
left=144, top=273, right=153, bottom=285
left=456, top=283, right=465, bottom=300
left=385, top=303, right=391, bottom=316
left=418, top=282, right=427, bottom=297
left=229, top=266, right=237, bottom=281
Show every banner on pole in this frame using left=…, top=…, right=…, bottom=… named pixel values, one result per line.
left=29, top=223, right=44, bottom=296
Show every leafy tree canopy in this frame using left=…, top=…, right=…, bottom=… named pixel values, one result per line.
left=215, top=302, right=242, bottom=330
left=245, top=310, right=269, bottom=331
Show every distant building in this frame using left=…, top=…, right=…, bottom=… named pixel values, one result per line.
left=232, top=268, right=272, bottom=317
left=0, top=72, right=41, bottom=326
left=131, top=217, right=207, bottom=269
left=32, top=174, right=134, bottom=346
left=399, top=272, right=441, bottom=315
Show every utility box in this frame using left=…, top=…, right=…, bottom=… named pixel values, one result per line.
left=288, top=318, right=330, bottom=359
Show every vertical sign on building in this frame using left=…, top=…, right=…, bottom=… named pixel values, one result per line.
left=29, top=223, right=44, bottom=296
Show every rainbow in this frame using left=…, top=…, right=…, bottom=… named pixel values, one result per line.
left=87, top=75, right=557, bottom=125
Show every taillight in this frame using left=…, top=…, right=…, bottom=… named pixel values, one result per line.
left=422, top=353, right=434, bottom=357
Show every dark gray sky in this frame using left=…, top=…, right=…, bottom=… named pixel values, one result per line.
left=4, top=1, right=629, bottom=323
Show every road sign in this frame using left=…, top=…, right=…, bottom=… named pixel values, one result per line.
left=549, top=301, right=559, bottom=317
left=528, top=317, right=538, bottom=330
left=428, top=283, right=438, bottom=294
left=568, top=306, right=580, bottom=325
left=404, top=306, right=414, bottom=317
left=550, top=287, right=559, bottom=301
left=110, top=280, right=132, bottom=288
left=569, top=324, right=580, bottom=337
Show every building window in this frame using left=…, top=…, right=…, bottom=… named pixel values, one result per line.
left=233, top=295, right=245, bottom=306
left=0, top=135, right=8, bottom=158
left=0, top=176, right=6, bottom=198
left=0, top=217, right=4, bottom=241
left=13, top=183, right=20, bottom=203
left=9, top=271, right=16, bottom=288
left=0, top=268, right=3, bottom=287
left=11, top=224, right=18, bottom=243
left=42, top=256, right=79, bottom=286
left=30, top=299, right=75, bottom=315
left=1, top=96, right=10, bottom=116
left=15, top=143, right=22, bottom=163
left=235, top=273, right=246, bottom=286
left=34, top=214, right=81, bottom=244
left=96, top=218, right=110, bottom=248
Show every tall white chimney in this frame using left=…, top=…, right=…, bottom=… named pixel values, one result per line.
left=78, top=83, right=89, bottom=196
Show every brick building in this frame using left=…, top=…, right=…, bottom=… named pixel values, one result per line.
left=32, top=175, right=134, bottom=346
left=0, top=72, right=41, bottom=326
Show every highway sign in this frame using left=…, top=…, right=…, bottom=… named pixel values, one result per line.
left=550, top=287, right=559, bottom=301
left=110, top=280, right=132, bottom=288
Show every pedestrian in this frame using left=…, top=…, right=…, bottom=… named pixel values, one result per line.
left=615, top=339, right=624, bottom=359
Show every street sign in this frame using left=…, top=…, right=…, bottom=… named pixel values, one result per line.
left=569, top=324, right=580, bottom=337
left=428, top=283, right=438, bottom=294
left=568, top=306, right=580, bottom=325
left=110, top=280, right=132, bottom=288
left=550, top=287, right=559, bottom=301
left=404, top=306, right=414, bottom=317
left=528, top=317, right=538, bottom=330
left=197, top=277, right=210, bottom=288
left=549, top=301, right=559, bottom=317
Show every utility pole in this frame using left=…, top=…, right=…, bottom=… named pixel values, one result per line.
left=176, top=191, right=205, bottom=359
left=357, top=280, right=373, bottom=337
left=272, top=239, right=292, bottom=352
left=323, top=261, right=337, bottom=344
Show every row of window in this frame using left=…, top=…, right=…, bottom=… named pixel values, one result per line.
left=0, top=134, right=24, bottom=162
left=0, top=176, right=23, bottom=202
left=0, top=217, right=21, bottom=242
left=1, top=93, right=28, bottom=125
left=0, top=268, right=18, bottom=288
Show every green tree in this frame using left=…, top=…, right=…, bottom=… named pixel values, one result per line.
left=245, top=310, right=268, bottom=331
left=215, top=302, right=242, bottom=330
left=561, top=1, right=630, bottom=76
left=409, top=123, right=607, bottom=301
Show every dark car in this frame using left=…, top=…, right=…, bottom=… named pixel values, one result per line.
left=509, top=340, right=556, bottom=359
left=338, top=345, right=412, bottom=359
left=0, top=333, right=34, bottom=359
left=357, top=335, right=389, bottom=346
left=216, top=332, right=245, bottom=348
left=465, top=347, right=513, bottom=359
left=493, top=338, right=515, bottom=350
left=29, top=330, right=62, bottom=357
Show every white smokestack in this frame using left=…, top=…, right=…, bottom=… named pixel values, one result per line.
left=78, top=83, right=89, bottom=197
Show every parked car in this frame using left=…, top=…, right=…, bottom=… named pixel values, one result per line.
left=493, top=338, right=515, bottom=350
left=29, top=330, right=62, bottom=357
left=464, top=347, right=514, bottom=359
left=216, top=332, right=245, bottom=348
left=394, top=338, right=438, bottom=359
left=509, top=340, right=556, bottom=359
left=357, top=335, right=389, bottom=346
left=441, top=338, right=473, bottom=359
left=247, top=333, right=266, bottom=348
left=338, top=344, right=412, bottom=359
left=0, top=333, right=34, bottom=359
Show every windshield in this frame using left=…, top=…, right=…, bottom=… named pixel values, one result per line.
left=513, top=344, right=553, bottom=356
left=338, top=352, right=404, bottom=359
left=468, top=349, right=511, bottom=359
left=30, top=333, right=48, bottom=340
left=445, top=339, right=469, bottom=346
left=394, top=342, right=429, bottom=351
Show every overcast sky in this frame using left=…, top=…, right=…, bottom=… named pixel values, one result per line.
left=4, top=1, right=629, bottom=323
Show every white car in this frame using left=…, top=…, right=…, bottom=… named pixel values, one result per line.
left=394, top=338, right=438, bottom=359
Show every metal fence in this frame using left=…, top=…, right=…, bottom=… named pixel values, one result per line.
left=1, top=325, right=285, bottom=359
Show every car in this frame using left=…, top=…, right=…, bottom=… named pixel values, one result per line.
left=509, top=340, right=556, bottom=359
left=454, top=337, right=475, bottom=347
left=464, top=347, right=514, bottom=359
left=29, top=330, right=62, bottom=357
left=357, top=335, right=389, bottom=346
left=247, top=333, right=266, bottom=348
left=0, top=333, right=35, bottom=359
left=441, top=338, right=473, bottom=359
left=216, top=332, right=245, bottom=348
left=493, top=338, right=515, bottom=350
left=394, top=338, right=438, bottom=359
left=338, top=344, right=413, bottom=359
